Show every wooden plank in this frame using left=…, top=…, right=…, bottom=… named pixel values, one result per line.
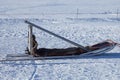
left=7, top=54, right=29, bottom=57
left=28, top=24, right=33, bottom=55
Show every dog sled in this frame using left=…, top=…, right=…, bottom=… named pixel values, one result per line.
left=1, top=21, right=119, bottom=61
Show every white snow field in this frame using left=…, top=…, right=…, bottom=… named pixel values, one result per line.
left=0, top=0, right=120, bottom=80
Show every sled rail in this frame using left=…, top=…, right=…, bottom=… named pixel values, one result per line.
left=25, top=20, right=89, bottom=52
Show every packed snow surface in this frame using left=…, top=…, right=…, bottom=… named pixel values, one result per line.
left=0, top=0, right=120, bottom=80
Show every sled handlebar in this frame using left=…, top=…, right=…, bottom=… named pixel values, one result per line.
left=25, top=20, right=89, bottom=52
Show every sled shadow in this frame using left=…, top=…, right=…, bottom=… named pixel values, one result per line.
left=51, top=53, right=120, bottom=60
left=39, top=53, right=120, bottom=60
left=0, top=53, right=120, bottom=66
left=74, top=53, right=120, bottom=59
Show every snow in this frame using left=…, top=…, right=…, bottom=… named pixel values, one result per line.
left=0, top=0, right=120, bottom=80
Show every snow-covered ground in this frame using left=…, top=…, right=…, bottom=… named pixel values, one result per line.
left=0, top=0, right=120, bottom=80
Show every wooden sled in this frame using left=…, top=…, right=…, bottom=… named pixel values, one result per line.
left=0, top=21, right=118, bottom=61
left=2, top=40, right=116, bottom=61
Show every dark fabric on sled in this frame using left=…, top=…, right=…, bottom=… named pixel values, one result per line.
left=91, top=42, right=110, bottom=50
left=36, top=47, right=86, bottom=56
left=35, top=41, right=113, bottom=57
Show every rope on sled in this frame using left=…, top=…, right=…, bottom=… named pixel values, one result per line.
left=107, top=39, right=120, bottom=47
left=113, top=42, right=120, bottom=47
left=116, top=43, right=120, bottom=47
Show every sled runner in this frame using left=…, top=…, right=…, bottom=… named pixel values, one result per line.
left=0, top=21, right=119, bottom=61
